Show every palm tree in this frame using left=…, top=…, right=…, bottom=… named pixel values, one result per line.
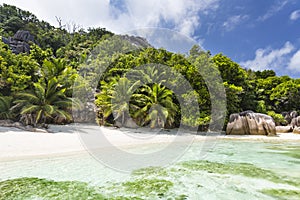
left=110, top=77, right=140, bottom=126
left=131, top=83, right=178, bottom=128
left=42, top=58, right=77, bottom=97
left=95, top=74, right=178, bottom=128
left=95, top=79, right=116, bottom=125
left=0, top=96, right=13, bottom=119
left=95, top=77, right=141, bottom=126
left=42, top=59, right=68, bottom=79
left=126, top=64, right=167, bottom=85
left=13, top=77, right=73, bottom=126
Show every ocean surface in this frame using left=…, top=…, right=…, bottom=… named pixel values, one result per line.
left=0, top=135, right=300, bottom=199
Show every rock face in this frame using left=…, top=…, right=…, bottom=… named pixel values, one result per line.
left=226, top=111, right=276, bottom=136
left=2, top=30, right=35, bottom=54
left=120, top=35, right=152, bottom=48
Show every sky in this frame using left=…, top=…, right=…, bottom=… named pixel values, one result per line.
left=1, top=0, right=300, bottom=77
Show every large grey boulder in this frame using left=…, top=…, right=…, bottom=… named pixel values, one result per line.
left=13, top=30, right=35, bottom=42
left=226, top=111, right=276, bottom=136
left=2, top=30, right=35, bottom=54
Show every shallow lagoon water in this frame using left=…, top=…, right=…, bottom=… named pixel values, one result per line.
left=0, top=136, right=300, bottom=199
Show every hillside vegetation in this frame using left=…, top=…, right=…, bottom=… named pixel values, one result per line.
left=0, top=4, right=299, bottom=130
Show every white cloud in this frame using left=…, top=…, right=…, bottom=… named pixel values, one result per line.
left=258, top=0, right=289, bottom=21
left=0, top=0, right=110, bottom=28
left=0, top=0, right=220, bottom=37
left=290, top=10, right=300, bottom=21
left=288, top=50, right=300, bottom=72
left=109, top=0, right=220, bottom=36
left=240, top=42, right=295, bottom=71
left=223, top=15, right=248, bottom=31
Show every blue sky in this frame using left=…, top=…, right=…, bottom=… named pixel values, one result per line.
left=1, top=0, right=300, bottom=77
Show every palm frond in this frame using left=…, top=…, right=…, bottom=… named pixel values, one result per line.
left=15, top=92, right=40, bottom=104
left=55, top=109, right=72, bottom=120
left=35, top=109, right=43, bottom=124
left=20, top=105, right=40, bottom=114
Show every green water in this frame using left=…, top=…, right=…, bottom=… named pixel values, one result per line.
left=0, top=139, right=300, bottom=199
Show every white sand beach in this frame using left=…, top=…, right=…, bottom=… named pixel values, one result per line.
left=1, top=124, right=300, bottom=161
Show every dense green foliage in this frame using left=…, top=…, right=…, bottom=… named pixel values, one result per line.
left=1, top=3, right=300, bottom=129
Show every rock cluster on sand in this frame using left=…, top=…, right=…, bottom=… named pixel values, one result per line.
left=227, top=110, right=300, bottom=135
left=226, top=111, right=276, bottom=136
left=280, top=111, right=300, bottom=134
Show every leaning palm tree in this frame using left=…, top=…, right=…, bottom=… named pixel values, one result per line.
left=131, top=83, right=178, bottom=128
left=13, top=77, right=73, bottom=126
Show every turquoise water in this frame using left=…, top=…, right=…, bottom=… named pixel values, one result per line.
left=0, top=138, right=300, bottom=199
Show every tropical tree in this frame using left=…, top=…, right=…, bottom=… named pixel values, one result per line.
left=94, top=79, right=116, bottom=125
left=131, top=83, right=178, bottom=128
left=13, top=77, right=73, bottom=126
left=0, top=95, right=13, bottom=119
left=212, top=53, right=248, bottom=87
left=110, top=77, right=140, bottom=126
left=95, top=77, right=141, bottom=126
left=0, top=41, right=40, bottom=93
left=270, top=80, right=300, bottom=113
left=256, top=76, right=291, bottom=111
left=41, top=58, right=78, bottom=96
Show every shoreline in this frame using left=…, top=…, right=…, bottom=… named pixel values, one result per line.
left=1, top=124, right=300, bottom=161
